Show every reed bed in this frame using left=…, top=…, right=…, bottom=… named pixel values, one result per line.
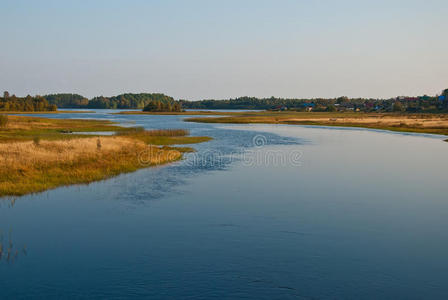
left=116, top=128, right=211, bottom=145
left=0, top=116, right=211, bottom=196
left=117, top=127, right=189, bottom=137
left=0, top=136, right=181, bottom=196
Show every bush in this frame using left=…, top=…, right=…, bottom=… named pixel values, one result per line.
left=0, top=115, right=8, bottom=128
left=326, top=105, right=337, bottom=112
left=393, top=102, right=404, bottom=112
left=33, top=136, right=41, bottom=146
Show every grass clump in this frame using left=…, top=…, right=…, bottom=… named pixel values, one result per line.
left=33, top=136, right=41, bottom=146
left=0, top=115, right=8, bottom=128
left=116, top=128, right=212, bottom=145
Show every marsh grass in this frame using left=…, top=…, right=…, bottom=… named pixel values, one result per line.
left=0, top=116, right=211, bottom=197
left=0, top=115, right=127, bottom=142
left=0, top=115, right=8, bottom=128
left=186, top=112, right=448, bottom=136
left=0, top=229, right=26, bottom=264
left=116, top=128, right=212, bottom=145
left=0, top=136, right=182, bottom=196
left=115, top=111, right=233, bottom=115
left=117, top=127, right=189, bottom=136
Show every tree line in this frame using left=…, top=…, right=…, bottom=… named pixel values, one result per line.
left=45, top=92, right=181, bottom=111
left=0, top=92, right=182, bottom=112
left=2, top=89, right=447, bottom=113
left=88, top=93, right=178, bottom=109
left=0, top=91, right=57, bottom=112
left=180, top=89, right=448, bottom=113
left=45, top=94, right=89, bottom=108
left=143, top=100, right=182, bottom=112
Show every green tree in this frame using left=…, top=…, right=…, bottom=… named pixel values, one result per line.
left=336, top=96, right=349, bottom=104
left=143, top=101, right=158, bottom=112
left=326, top=105, right=337, bottom=112
left=392, top=101, right=404, bottom=112
left=442, top=89, right=448, bottom=97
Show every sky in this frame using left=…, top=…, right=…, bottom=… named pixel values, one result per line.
left=1, top=0, right=447, bottom=100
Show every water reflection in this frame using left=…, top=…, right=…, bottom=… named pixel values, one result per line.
left=0, top=229, right=27, bottom=264
left=0, top=199, right=28, bottom=264
left=0, top=198, right=16, bottom=209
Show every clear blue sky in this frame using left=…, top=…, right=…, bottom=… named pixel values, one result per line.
left=1, top=0, right=447, bottom=100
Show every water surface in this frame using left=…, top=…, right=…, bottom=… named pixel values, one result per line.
left=1, top=111, right=448, bottom=299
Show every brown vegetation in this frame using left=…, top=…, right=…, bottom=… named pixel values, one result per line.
left=0, top=137, right=181, bottom=196
left=186, top=112, right=448, bottom=136
left=0, top=116, right=211, bottom=197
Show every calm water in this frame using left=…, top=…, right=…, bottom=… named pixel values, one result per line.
left=1, top=110, right=448, bottom=299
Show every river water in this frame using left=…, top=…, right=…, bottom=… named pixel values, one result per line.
left=1, top=110, right=448, bottom=299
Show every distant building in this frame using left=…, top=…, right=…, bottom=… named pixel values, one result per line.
left=271, top=105, right=288, bottom=111
left=301, top=103, right=315, bottom=112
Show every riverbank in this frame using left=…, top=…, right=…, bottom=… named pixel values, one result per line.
left=115, top=110, right=237, bottom=115
left=0, top=116, right=211, bottom=196
left=186, top=112, right=448, bottom=137
left=1, top=110, right=95, bottom=114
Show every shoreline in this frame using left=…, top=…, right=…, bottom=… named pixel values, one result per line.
left=114, top=110, right=237, bottom=115
left=1, top=110, right=95, bottom=114
left=184, top=112, right=448, bottom=139
left=0, top=116, right=211, bottom=197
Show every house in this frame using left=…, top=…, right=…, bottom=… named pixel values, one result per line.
left=301, top=102, right=315, bottom=112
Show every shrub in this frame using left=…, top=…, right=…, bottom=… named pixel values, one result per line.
left=393, top=102, right=404, bottom=112
left=33, top=136, right=41, bottom=146
left=326, top=105, right=337, bottom=112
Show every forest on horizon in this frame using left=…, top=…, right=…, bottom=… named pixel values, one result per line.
left=1, top=90, right=447, bottom=113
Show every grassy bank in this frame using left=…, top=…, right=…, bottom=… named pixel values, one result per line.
left=2, top=110, right=94, bottom=114
left=0, top=115, right=127, bottom=142
left=115, top=110, right=238, bottom=115
left=115, top=128, right=212, bottom=148
left=186, top=112, right=448, bottom=136
left=0, top=115, right=211, bottom=196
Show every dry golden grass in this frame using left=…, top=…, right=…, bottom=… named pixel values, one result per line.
left=117, top=128, right=212, bottom=145
left=0, top=116, right=212, bottom=197
left=0, top=115, right=127, bottom=142
left=187, top=112, right=448, bottom=136
left=0, top=136, right=182, bottom=196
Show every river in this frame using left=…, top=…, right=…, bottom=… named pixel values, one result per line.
left=1, top=110, right=448, bottom=299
